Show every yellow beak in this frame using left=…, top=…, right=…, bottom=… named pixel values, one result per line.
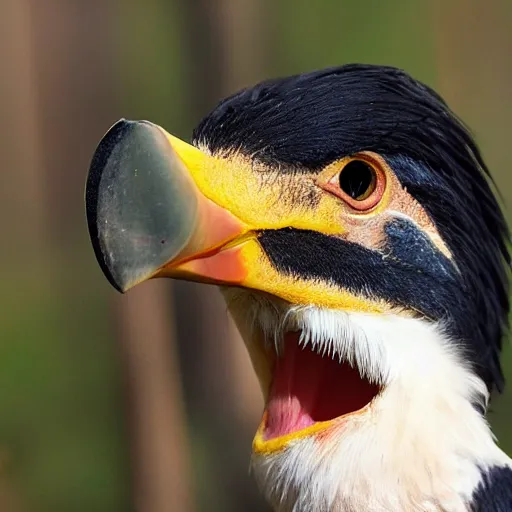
left=85, top=119, right=385, bottom=316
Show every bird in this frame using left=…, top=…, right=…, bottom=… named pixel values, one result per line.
left=85, top=64, right=512, bottom=511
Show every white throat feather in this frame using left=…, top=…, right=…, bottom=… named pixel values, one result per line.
left=223, top=290, right=512, bottom=512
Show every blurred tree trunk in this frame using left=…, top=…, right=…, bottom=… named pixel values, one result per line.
left=116, top=283, right=194, bottom=512
left=215, top=0, right=272, bottom=419
left=26, top=1, right=195, bottom=511
left=0, top=1, right=42, bottom=509
left=28, top=0, right=117, bottom=250
left=431, top=0, right=512, bottom=454
left=175, top=0, right=271, bottom=510
left=177, top=0, right=265, bottom=431
left=0, top=0, right=46, bottom=260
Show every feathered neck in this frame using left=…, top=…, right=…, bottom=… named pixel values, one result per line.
left=224, top=292, right=512, bottom=511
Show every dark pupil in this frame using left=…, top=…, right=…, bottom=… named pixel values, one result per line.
left=338, top=160, right=374, bottom=200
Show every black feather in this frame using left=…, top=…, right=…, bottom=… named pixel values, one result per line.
left=471, top=466, right=512, bottom=511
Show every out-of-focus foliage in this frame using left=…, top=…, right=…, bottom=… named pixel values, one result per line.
left=0, top=1, right=510, bottom=511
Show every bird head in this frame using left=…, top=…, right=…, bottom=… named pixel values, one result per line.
left=86, top=65, right=510, bottom=511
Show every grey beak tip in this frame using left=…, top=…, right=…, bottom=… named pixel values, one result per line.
left=85, top=118, right=199, bottom=293
left=86, top=119, right=133, bottom=293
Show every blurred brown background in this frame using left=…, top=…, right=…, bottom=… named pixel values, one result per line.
left=0, top=0, right=511, bottom=511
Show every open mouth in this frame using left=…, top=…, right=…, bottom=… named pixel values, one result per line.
left=255, top=330, right=381, bottom=451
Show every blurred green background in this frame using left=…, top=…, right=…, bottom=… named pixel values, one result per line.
left=1, top=0, right=511, bottom=510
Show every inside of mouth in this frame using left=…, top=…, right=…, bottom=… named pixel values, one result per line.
left=264, top=331, right=380, bottom=440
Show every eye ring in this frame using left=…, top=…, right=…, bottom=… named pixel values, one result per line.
left=320, top=155, right=386, bottom=211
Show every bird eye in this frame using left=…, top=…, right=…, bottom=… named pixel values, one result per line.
left=338, top=160, right=376, bottom=201
left=318, top=154, right=386, bottom=212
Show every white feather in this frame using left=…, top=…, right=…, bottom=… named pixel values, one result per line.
left=223, top=289, right=512, bottom=512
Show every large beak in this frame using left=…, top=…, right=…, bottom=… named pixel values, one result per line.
left=85, top=119, right=386, bottom=316
left=85, top=119, right=248, bottom=293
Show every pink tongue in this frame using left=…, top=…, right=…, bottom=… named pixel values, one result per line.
left=264, top=332, right=322, bottom=440
left=264, top=332, right=379, bottom=440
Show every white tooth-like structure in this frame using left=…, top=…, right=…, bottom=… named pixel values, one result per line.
left=251, top=300, right=387, bottom=386
left=290, top=307, right=386, bottom=385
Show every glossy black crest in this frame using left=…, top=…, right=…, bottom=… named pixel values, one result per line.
left=193, top=64, right=510, bottom=393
